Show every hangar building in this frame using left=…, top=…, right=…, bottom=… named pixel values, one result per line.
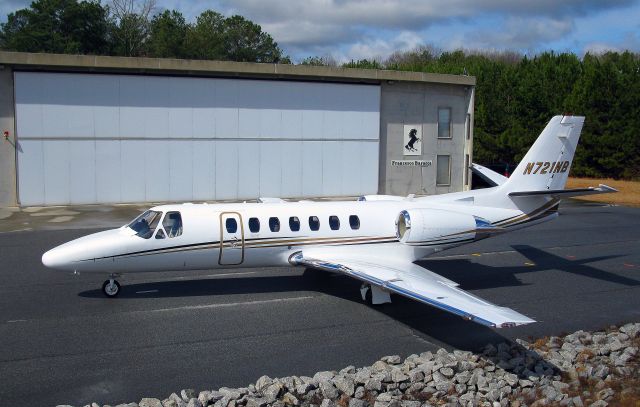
left=0, top=51, right=475, bottom=207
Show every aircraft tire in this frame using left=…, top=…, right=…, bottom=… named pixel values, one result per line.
left=102, top=279, right=121, bottom=298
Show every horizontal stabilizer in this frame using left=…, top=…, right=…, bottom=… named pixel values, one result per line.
left=509, top=184, right=618, bottom=199
left=470, top=163, right=509, bottom=186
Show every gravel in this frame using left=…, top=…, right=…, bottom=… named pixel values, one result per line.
left=59, top=322, right=640, bottom=407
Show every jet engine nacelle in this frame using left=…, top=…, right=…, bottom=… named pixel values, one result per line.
left=395, top=208, right=494, bottom=245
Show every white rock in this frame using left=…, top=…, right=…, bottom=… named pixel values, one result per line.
left=320, top=399, right=335, bottom=407
left=140, top=399, right=163, bottom=407
left=255, top=376, right=273, bottom=392
left=382, top=355, right=402, bottom=364
left=319, top=381, right=338, bottom=399
left=349, top=399, right=366, bottom=407
left=333, top=375, right=355, bottom=396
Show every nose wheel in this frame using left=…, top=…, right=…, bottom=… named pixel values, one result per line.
left=102, top=278, right=121, bottom=298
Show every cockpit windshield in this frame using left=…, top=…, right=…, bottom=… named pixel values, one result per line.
left=127, top=210, right=162, bottom=239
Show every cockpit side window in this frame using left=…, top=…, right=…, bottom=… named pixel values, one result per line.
left=162, top=212, right=183, bottom=238
left=128, top=210, right=163, bottom=239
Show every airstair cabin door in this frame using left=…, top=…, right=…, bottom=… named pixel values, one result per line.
left=219, top=212, right=245, bottom=265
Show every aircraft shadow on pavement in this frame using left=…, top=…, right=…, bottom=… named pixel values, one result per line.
left=417, top=244, right=637, bottom=290
left=76, top=269, right=523, bottom=355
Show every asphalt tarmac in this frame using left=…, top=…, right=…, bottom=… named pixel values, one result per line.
left=1, top=202, right=639, bottom=406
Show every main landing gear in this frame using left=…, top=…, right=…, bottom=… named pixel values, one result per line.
left=102, top=274, right=121, bottom=298
left=360, top=283, right=391, bottom=305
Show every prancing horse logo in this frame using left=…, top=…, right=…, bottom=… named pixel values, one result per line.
left=405, top=128, right=420, bottom=152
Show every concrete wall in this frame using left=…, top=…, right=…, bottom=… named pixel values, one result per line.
left=379, top=81, right=473, bottom=196
left=0, top=68, right=16, bottom=206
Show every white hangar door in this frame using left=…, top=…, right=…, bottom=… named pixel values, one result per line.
left=15, top=72, right=380, bottom=206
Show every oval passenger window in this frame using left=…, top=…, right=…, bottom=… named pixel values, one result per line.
left=349, top=215, right=360, bottom=230
left=329, top=215, right=340, bottom=230
left=309, top=216, right=320, bottom=231
left=289, top=216, right=300, bottom=232
left=226, top=218, right=238, bottom=233
left=269, top=217, right=280, bottom=232
left=249, top=217, right=260, bottom=233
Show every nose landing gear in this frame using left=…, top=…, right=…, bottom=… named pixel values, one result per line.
left=102, top=274, right=121, bottom=298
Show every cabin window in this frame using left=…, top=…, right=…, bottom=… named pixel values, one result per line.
left=128, top=210, right=163, bottom=239
left=349, top=215, right=360, bottom=230
left=248, top=217, right=260, bottom=233
left=163, top=212, right=183, bottom=237
left=225, top=218, right=238, bottom=233
left=155, top=229, right=166, bottom=239
left=309, top=216, right=320, bottom=231
left=329, top=215, right=340, bottom=230
left=269, top=217, right=280, bottom=232
left=289, top=216, right=300, bottom=232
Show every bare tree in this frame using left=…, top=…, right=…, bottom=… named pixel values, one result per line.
left=109, top=0, right=156, bottom=56
left=385, top=45, right=442, bottom=68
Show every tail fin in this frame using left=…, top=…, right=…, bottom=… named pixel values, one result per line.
left=501, top=115, right=584, bottom=193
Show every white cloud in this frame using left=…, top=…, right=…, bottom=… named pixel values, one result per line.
left=339, top=31, right=423, bottom=62
left=463, top=17, right=574, bottom=51
left=583, top=31, right=640, bottom=54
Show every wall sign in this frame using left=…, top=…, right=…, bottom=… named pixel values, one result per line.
left=391, top=160, right=432, bottom=167
left=403, top=124, right=422, bottom=156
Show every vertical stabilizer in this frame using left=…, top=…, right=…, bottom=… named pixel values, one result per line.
left=501, top=115, right=584, bottom=193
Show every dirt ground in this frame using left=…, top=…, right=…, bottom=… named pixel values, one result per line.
left=566, top=177, right=640, bottom=207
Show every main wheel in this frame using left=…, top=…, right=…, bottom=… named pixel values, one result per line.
left=102, top=279, right=121, bottom=298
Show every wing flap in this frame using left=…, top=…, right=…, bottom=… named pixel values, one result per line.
left=293, top=254, right=535, bottom=328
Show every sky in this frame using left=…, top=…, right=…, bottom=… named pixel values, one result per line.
left=1, top=0, right=639, bottom=62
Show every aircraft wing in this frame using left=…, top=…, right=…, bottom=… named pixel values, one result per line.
left=292, top=254, right=535, bottom=328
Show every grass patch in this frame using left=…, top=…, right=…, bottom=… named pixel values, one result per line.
left=566, top=177, right=640, bottom=207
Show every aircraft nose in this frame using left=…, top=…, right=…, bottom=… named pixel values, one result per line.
left=42, top=247, right=69, bottom=270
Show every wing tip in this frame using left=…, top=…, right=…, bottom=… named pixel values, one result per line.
left=598, top=184, right=618, bottom=193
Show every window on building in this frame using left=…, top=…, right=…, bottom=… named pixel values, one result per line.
left=225, top=218, right=238, bottom=233
left=289, top=216, right=300, bottom=232
left=329, top=216, right=340, bottom=230
left=349, top=215, right=360, bottom=230
left=248, top=217, right=260, bottom=233
left=438, top=108, right=452, bottom=139
left=464, top=154, right=470, bottom=186
left=163, top=212, right=183, bottom=238
left=309, top=216, right=320, bottom=231
left=437, top=155, right=451, bottom=186
left=466, top=113, right=471, bottom=140
left=269, top=217, right=280, bottom=232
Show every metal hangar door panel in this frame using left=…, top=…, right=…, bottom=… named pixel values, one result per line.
left=14, top=72, right=380, bottom=205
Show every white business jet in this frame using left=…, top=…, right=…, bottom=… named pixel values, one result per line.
left=42, top=115, right=616, bottom=328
